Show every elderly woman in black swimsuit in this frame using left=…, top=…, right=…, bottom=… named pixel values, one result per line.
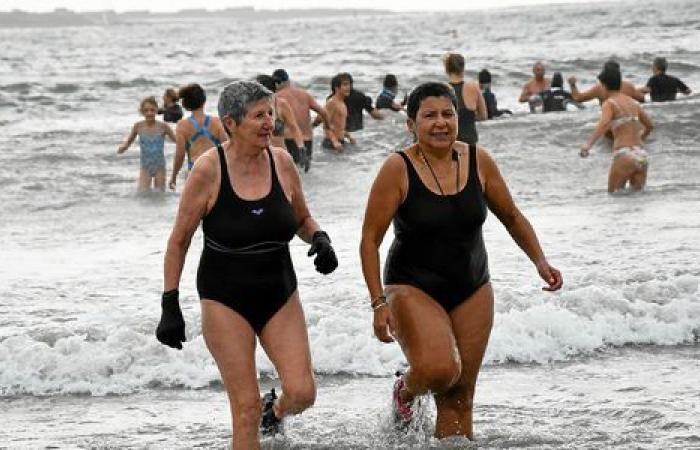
left=157, top=81, right=337, bottom=449
left=360, top=82, right=562, bottom=440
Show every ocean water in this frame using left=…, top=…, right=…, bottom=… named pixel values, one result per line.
left=1, top=0, right=699, bottom=448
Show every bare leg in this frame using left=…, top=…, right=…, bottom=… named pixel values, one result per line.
left=258, top=293, right=316, bottom=418
left=136, top=169, right=151, bottom=193
left=386, top=285, right=462, bottom=404
left=629, top=166, right=648, bottom=191
left=608, top=157, right=637, bottom=193
left=153, top=167, right=166, bottom=191
left=201, top=299, right=261, bottom=450
left=434, top=283, right=494, bottom=439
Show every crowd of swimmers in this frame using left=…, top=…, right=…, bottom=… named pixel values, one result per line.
left=135, top=52, right=694, bottom=450
left=118, top=54, right=691, bottom=194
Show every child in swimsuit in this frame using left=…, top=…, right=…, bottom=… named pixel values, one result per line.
left=117, top=96, right=176, bottom=192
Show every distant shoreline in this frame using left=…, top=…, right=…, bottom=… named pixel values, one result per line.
left=0, top=7, right=394, bottom=28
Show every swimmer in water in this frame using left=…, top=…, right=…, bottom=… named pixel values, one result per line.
left=568, top=59, right=645, bottom=104
left=322, top=73, right=353, bottom=152
left=255, top=74, right=306, bottom=169
left=169, top=83, right=228, bottom=191
left=117, top=96, right=176, bottom=192
left=580, top=65, right=654, bottom=193
left=637, top=57, right=692, bottom=102
left=478, top=69, right=512, bottom=119
left=518, top=61, right=551, bottom=112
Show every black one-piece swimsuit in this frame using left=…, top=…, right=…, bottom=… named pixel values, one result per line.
left=197, top=144, right=299, bottom=333
left=384, top=144, right=490, bottom=311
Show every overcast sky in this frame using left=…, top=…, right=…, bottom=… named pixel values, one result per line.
left=2, top=0, right=611, bottom=13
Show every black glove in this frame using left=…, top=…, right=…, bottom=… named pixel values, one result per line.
left=307, top=230, right=338, bottom=275
left=156, top=289, right=186, bottom=350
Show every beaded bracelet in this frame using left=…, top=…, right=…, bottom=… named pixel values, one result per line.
left=371, top=294, right=387, bottom=311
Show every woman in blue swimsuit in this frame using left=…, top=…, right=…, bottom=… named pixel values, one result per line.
left=117, top=96, right=176, bottom=192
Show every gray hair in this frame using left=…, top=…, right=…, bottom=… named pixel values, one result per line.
left=217, top=81, right=273, bottom=125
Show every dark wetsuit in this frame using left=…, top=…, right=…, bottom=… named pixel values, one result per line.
left=376, top=89, right=402, bottom=111
left=448, top=82, right=479, bottom=144
left=345, top=89, right=374, bottom=132
left=540, top=88, right=574, bottom=112
left=384, top=145, right=489, bottom=311
left=160, top=104, right=183, bottom=123
left=646, top=74, right=689, bottom=102
left=197, top=144, right=299, bottom=333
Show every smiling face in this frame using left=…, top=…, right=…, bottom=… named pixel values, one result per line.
left=407, top=96, right=457, bottom=150
left=140, top=102, right=157, bottom=121
left=224, top=97, right=274, bottom=149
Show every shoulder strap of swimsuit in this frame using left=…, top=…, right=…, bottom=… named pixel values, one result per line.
left=397, top=150, right=420, bottom=189
left=216, top=143, right=232, bottom=196
left=468, top=143, right=479, bottom=183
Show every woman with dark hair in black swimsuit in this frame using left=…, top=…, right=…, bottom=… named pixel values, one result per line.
left=360, top=82, right=562, bottom=440
left=157, top=80, right=337, bottom=450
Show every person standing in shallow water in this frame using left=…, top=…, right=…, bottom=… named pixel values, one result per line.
left=360, top=82, right=562, bottom=440
left=637, top=57, right=692, bottom=102
left=519, top=61, right=551, bottom=112
left=580, top=66, right=653, bottom=193
left=169, top=83, right=228, bottom=191
left=444, top=52, right=487, bottom=144
left=117, top=96, right=176, bottom=192
left=157, top=81, right=338, bottom=449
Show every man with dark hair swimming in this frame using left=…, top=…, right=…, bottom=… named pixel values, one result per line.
left=638, top=57, right=691, bottom=102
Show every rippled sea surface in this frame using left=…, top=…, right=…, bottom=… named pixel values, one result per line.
left=1, top=1, right=699, bottom=448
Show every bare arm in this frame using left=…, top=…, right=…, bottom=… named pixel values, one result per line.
left=518, top=82, right=532, bottom=103
left=308, top=94, right=332, bottom=130
left=117, top=124, right=138, bottom=153
left=169, top=121, right=187, bottom=190
left=369, top=108, right=384, bottom=120
left=581, top=101, right=614, bottom=154
left=324, top=101, right=342, bottom=149
left=479, top=148, right=562, bottom=291
left=638, top=106, right=653, bottom=141
left=471, top=83, right=488, bottom=121
left=360, top=154, right=405, bottom=342
left=211, top=117, right=229, bottom=144
left=163, top=122, right=176, bottom=142
left=568, top=77, right=600, bottom=103
left=163, top=154, right=216, bottom=291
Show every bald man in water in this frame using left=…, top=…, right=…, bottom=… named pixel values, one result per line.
left=519, top=61, right=551, bottom=112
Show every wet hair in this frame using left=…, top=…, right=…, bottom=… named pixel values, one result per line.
left=383, top=74, right=398, bottom=89
left=478, top=69, right=491, bottom=85
left=406, top=82, right=458, bottom=121
left=598, top=66, right=621, bottom=91
left=551, top=72, right=564, bottom=88
left=331, top=73, right=352, bottom=94
left=272, top=69, right=289, bottom=84
left=653, top=56, right=668, bottom=73
left=163, top=88, right=178, bottom=102
left=139, top=96, right=158, bottom=112
left=603, top=59, right=620, bottom=72
left=255, top=74, right=277, bottom=92
left=218, top=80, right=273, bottom=125
left=443, top=52, right=465, bottom=75
left=178, top=83, right=206, bottom=111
